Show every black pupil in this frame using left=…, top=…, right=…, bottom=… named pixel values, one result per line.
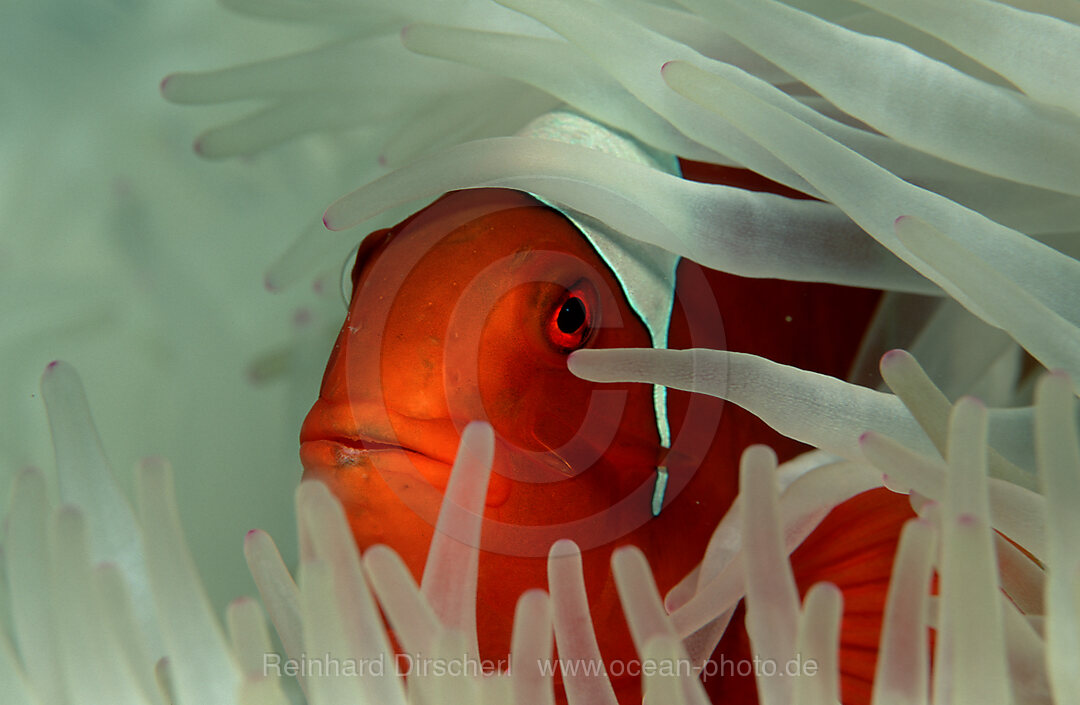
left=557, top=297, right=586, bottom=335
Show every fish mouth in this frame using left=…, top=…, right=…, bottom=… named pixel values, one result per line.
left=299, top=416, right=456, bottom=491
left=300, top=399, right=463, bottom=464
left=318, top=435, right=410, bottom=454
left=300, top=433, right=435, bottom=467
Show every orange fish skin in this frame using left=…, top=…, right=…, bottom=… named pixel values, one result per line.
left=300, top=189, right=673, bottom=675
left=300, top=180, right=900, bottom=704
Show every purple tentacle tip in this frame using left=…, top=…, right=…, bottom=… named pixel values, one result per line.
left=139, top=455, right=167, bottom=471
left=880, top=349, right=907, bottom=366
left=46, top=360, right=60, bottom=372
left=958, top=395, right=986, bottom=409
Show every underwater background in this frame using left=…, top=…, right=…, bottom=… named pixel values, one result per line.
left=2, top=0, right=1079, bottom=703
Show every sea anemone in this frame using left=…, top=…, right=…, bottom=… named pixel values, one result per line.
left=2, top=360, right=1077, bottom=704
left=3, top=0, right=1079, bottom=703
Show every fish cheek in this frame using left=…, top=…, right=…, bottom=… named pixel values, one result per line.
left=302, top=456, right=440, bottom=578
left=377, top=279, right=452, bottom=417
left=474, top=282, right=592, bottom=453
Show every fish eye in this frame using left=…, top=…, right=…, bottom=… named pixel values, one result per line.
left=546, top=284, right=593, bottom=352
left=558, top=297, right=586, bottom=334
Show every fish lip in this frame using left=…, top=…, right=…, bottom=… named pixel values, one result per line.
left=300, top=406, right=460, bottom=465
left=319, top=435, right=409, bottom=454
left=299, top=433, right=428, bottom=464
left=299, top=412, right=411, bottom=455
left=299, top=428, right=456, bottom=478
left=300, top=427, right=453, bottom=461
left=299, top=434, right=457, bottom=496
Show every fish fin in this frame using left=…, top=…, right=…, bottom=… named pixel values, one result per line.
left=701, top=488, right=914, bottom=705
left=788, top=487, right=918, bottom=705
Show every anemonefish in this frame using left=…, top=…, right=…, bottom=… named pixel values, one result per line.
left=299, top=111, right=917, bottom=704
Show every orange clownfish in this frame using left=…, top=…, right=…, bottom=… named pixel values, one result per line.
left=299, top=115, right=916, bottom=704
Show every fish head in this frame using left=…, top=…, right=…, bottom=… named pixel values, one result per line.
left=300, top=188, right=675, bottom=660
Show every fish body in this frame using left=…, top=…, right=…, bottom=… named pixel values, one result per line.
left=300, top=177, right=908, bottom=703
